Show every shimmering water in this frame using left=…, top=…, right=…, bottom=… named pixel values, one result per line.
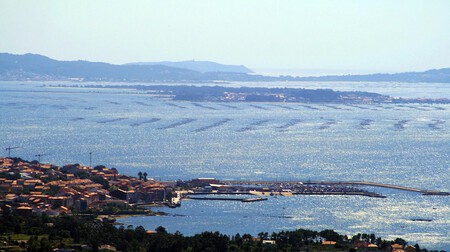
left=1, top=81, right=449, bottom=249
left=125, top=190, right=450, bottom=249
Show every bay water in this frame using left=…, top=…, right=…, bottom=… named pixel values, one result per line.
left=1, top=81, right=449, bottom=249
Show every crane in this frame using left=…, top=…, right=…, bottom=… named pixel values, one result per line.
left=5, top=146, right=20, bottom=157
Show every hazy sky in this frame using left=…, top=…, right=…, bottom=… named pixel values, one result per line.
left=1, top=0, right=450, bottom=74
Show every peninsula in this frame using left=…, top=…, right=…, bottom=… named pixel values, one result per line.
left=52, top=83, right=450, bottom=104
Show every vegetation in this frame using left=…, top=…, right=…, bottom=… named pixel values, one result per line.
left=137, top=171, right=148, bottom=182
left=0, top=212, right=440, bottom=252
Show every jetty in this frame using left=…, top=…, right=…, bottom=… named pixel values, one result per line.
left=223, top=180, right=450, bottom=196
left=304, top=181, right=450, bottom=195
left=293, top=191, right=386, bottom=198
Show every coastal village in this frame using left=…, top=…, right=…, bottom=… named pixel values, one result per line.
left=0, top=157, right=173, bottom=217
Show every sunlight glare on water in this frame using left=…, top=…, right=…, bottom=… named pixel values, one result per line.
left=1, top=82, right=449, bottom=249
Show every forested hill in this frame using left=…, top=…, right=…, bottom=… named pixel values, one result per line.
left=1, top=53, right=449, bottom=83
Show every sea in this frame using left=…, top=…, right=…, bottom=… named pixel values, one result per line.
left=1, top=81, right=449, bottom=249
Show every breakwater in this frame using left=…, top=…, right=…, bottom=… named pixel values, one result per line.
left=293, top=191, right=386, bottom=198
left=223, top=180, right=450, bottom=196
left=190, top=181, right=387, bottom=198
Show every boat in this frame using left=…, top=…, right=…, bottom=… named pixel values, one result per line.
left=102, top=216, right=116, bottom=223
left=411, top=218, right=432, bottom=222
left=166, top=202, right=181, bottom=208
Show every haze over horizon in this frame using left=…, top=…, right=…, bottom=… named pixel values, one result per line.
left=1, top=1, right=450, bottom=76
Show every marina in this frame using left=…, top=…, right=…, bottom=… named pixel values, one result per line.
left=219, top=180, right=450, bottom=197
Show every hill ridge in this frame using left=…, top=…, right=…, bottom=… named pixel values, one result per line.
left=1, top=53, right=449, bottom=83
left=125, top=60, right=253, bottom=74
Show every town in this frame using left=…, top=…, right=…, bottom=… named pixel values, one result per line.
left=0, top=157, right=174, bottom=217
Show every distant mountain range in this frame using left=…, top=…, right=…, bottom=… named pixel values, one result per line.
left=125, top=60, right=253, bottom=74
left=1, top=53, right=449, bottom=83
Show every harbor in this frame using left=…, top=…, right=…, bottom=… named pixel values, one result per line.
left=172, top=178, right=450, bottom=205
left=222, top=180, right=450, bottom=195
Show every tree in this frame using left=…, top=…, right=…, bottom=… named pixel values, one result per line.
left=376, top=237, right=382, bottom=245
left=234, top=233, right=243, bottom=246
left=27, top=236, right=40, bottom=252
left=192, top=231, right=229, bottom=252
left=258, top=232, right=268, bottom=240
left=242, top=233, right=252, bottom=241
left=319, top=229, right=341, bottom=242
left=143, top=172, right=148, bottom=182
left=134, top=226, right=146, bottom=241
left=155, top=226, right=167, bottom=234
left=369, top=233, right=376, bottom=243
left=94, top=165, right=106, bottom=170
left=40, top=237, right=51, bottom=252
left=138, top=171, right=143, bottom=181
left=126, top=239, right=145, bottom=252
left=414, top=243, right=421, bottom=252
left=91, top=176, right=110, bottom=189
left=76, top=171, right=90, bottom=179
left=394, top=238, right=407, bottom=246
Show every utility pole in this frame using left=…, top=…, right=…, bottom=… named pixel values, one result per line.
left=89, top=152, right=93, bottom=167
left=5, top=146, right=20, bottom=157
left=35, top=153, right=49, bottom=163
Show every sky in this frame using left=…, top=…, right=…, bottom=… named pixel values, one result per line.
left=1, top=0, right=450, bottom=75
